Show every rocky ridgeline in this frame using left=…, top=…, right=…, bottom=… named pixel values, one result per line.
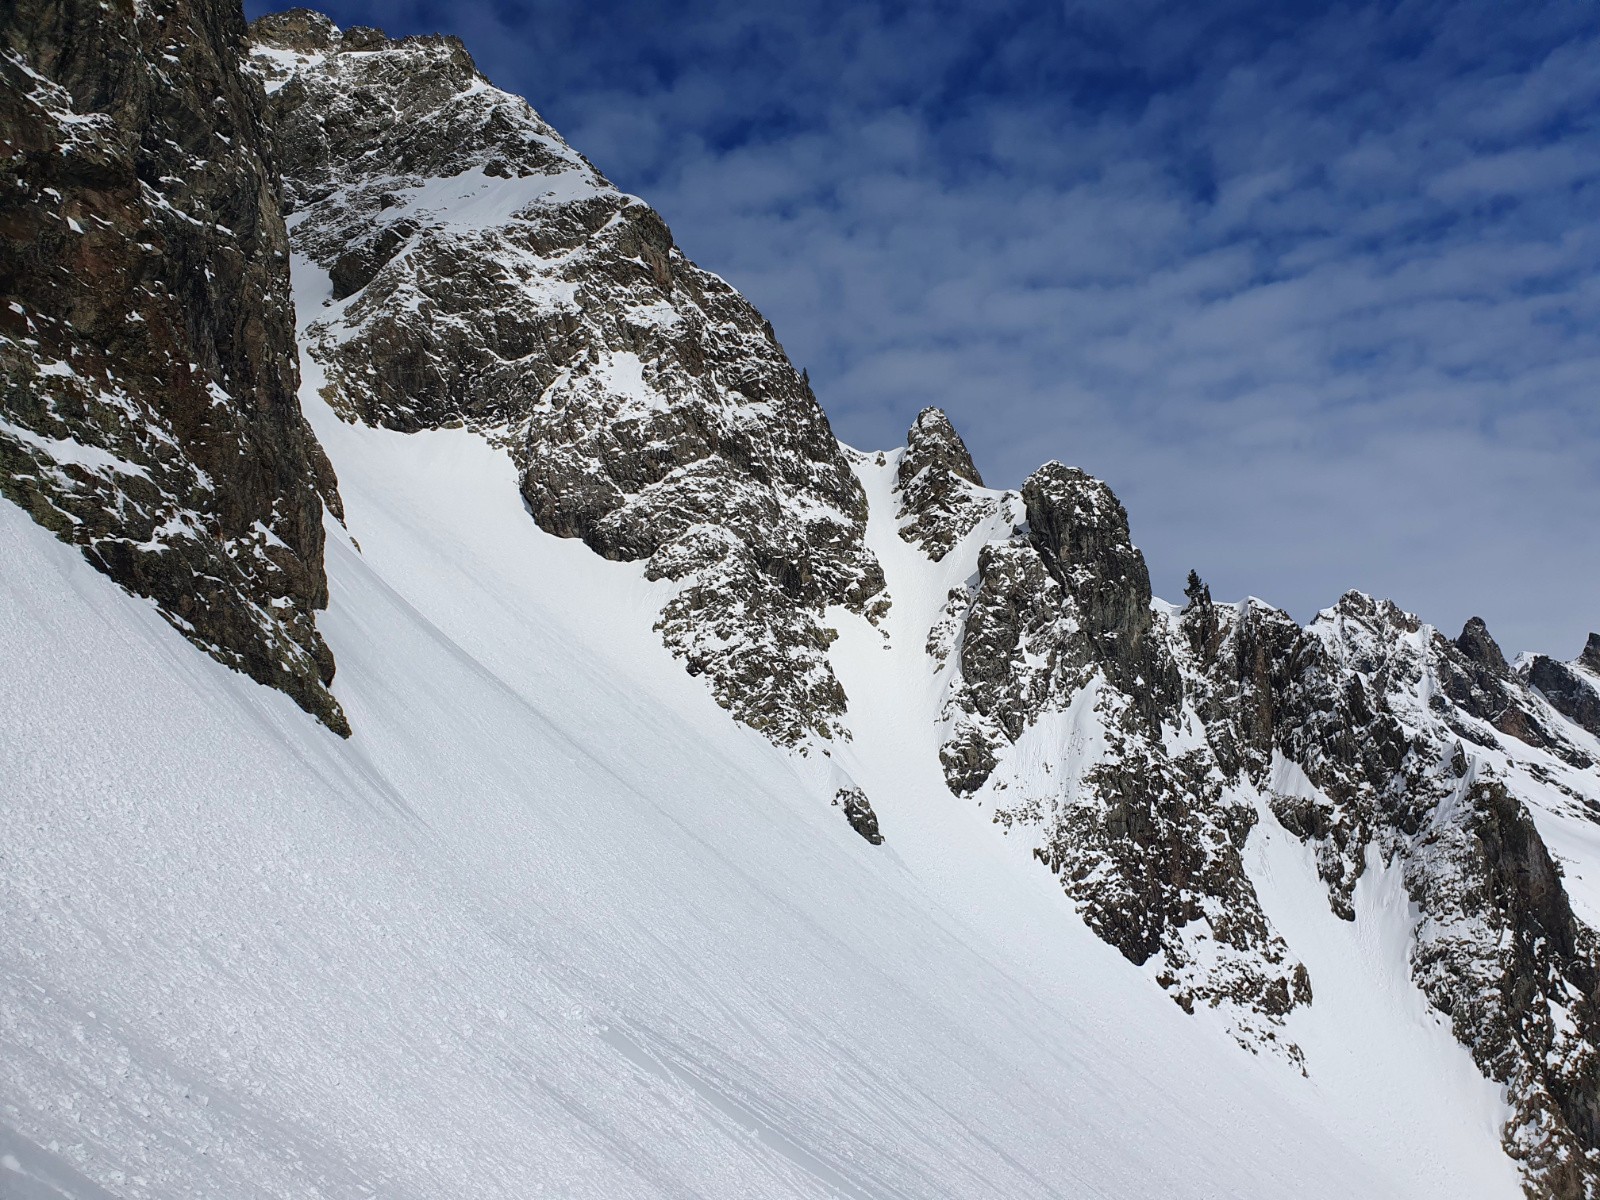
left=895, top=409, right=1600, bottom=1195
left=1179, top=591, right=1600, bottom=1193
left=0, top=0, right=346, bottom=732
left=247, top=11, right=885, bottom=745
left=909, top=431, right=1311, bottom=1059
left=5, top=3, right=1600, bottom=1191
left=1528, top=635, right=1600, bottom=741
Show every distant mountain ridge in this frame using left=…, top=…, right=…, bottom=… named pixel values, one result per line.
left=3, top=3, right=1600, bottom=1196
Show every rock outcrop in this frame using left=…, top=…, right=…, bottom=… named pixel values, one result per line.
left=927, top=454, right=1308, bottom=1057
left=1528, top=643, right=1600, bottom=740
left=0, top=0, right=345, bottom=731
left=9, top=5, right=1595, bottom=1192
left=898, top=405, right=1600, bottom=1193
left=835, top=786, right=885, bottom=845
left=895, top=406, right=993, bottom=560
left=1173, top=592, right=1600, bottom=1194
left=248, top=12, right=885, bottom=744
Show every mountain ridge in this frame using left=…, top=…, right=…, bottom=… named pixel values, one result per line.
left=2, top=3, right=1599, bottom=1197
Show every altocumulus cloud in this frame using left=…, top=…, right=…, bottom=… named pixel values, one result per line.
left=248, top=0, right=1600, bottom=656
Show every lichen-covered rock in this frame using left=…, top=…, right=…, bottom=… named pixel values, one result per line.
left=895, top=406, right=993, bottom=561
left=248, top=14, right=884, bottom=744
left=0, top=0, right=346, bottom=732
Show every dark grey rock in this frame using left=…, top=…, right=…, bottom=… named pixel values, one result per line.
left=937, top=463, right=1302, bottom=1049
left=895, top=407, right=994, bottom=561
left=248, top=15, right=885, bottom=745
left=1020, top=461, right=1182, bottom=729
left=1457, top=615, right=1511, bottom=675
left=1530, top=655, right=1600, bottom=740
left=1170, top=590, right=1600, bottom=1196
left=0, top=0, right=346, bottom=733
left=835, top=787, right=884, bottom=845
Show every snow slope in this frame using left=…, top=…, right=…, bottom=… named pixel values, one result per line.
left=0, top=262, right=1526, bottom=1199
left=828, top=450, right=1523, bottom=1197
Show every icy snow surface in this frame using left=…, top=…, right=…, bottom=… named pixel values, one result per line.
left=0, top=266, right=1528, bottom=1198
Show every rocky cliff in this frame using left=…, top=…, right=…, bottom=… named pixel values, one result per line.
left=4, top=4, right=1599, bottom=1195
left=247, top=11, right=884, bottom=746
left=0, top=0, right=346, bottom=732
left=895, top=411, right=1600, bottom=1194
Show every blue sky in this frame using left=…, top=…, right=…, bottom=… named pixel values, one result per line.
left=250, top=0, right=1600, bottom=656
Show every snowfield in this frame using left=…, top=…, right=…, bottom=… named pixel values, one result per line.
left=0, top=261, right=1528, bottom=1200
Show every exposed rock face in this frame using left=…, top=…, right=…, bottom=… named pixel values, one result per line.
left=1529, top=650, right=1600, bottom=740
left=248, top=13, right=884, bottom=744
left=895, top=406, right=993, bottom=560
left=1170, top=591, right=1600, bottom=1194
left=940, top=461, right=1179, bottom=789
left=1410, top=778, right=1600, bottom=1197
left=1020, top=464, right=1181, bottom=728
left=929, top=455, right=1307, bottom=1056
left=0, top=0, right=345, bottom=732
left=1437, top=616, right=1583, bottom=762
left=1458, top=615, right=1511, bottom=674
left=19, top=6, right=1585, bottom=1190
left=896, top=401, right=1600, bottom=1192
left=835, top=786, right=884, bottom=845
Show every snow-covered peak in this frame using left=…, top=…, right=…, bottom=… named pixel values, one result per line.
left=6, top=5, right=1600, bottom=1198
left=894, top=406, right=997, bottom=560
left=248, top=14, right=886, bottom=746
left=248, top=11, right=610, bottom=273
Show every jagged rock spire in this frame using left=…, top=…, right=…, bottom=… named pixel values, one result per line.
left=1020, top=462, right=1179, bottom=725
left=900, top=406, right=983, bottom=488
left=1456, top=616, right=1510, bottom=676
left=1581, top=632, right=1600, bottom=675
left=894, top=406, right=994, bottom=561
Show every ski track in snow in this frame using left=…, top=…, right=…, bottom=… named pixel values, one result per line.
left=0, top=256, right=1528, bottom=1199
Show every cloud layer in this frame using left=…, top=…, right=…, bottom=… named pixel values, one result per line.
left=253, top=0, right=1600, bottom=655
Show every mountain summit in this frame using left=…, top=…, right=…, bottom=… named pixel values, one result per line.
left=3, top=4, right=1599, bottom=1198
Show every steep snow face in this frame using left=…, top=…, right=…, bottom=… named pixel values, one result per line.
left=245, top=15, right=1600, bottom=1187
left=3, top=354, right=1530, bottom=1198
left=247, top=12, right=883, bottom=747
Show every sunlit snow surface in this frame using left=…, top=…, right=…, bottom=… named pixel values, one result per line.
left=0, top=261, right=1529, bottom=1198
